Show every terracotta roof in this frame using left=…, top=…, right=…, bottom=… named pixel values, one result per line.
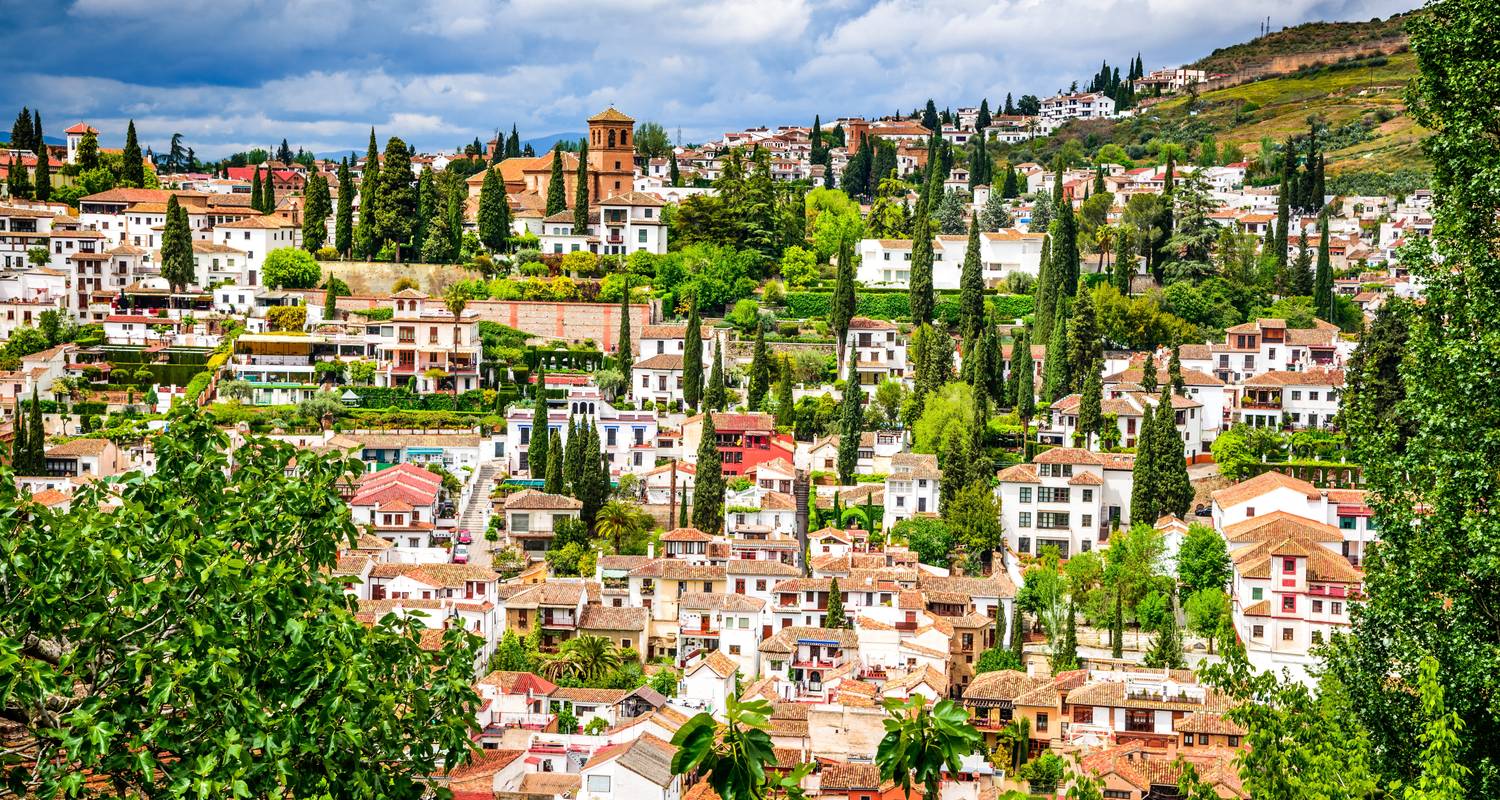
left=553, top=686, right=630, bottom=704
left=1222, top=511, right=1342, bottom=543
left=1243, top=368, right=1345, bottom=388
left=689, top=650, right=740, bottom=679
left=477, top=670, right=559, bottom=695
left=1210, top=471, right=1321, bottom=508
left=1174, top=710, right=1247, bottom=736
left=580, top=605, right=650, bottom=631
left=995, top=464, right=1040, bottom=483
left=589, top=107, right=636, bottom=123
left=635, top=353, right=686, bottom=370
left=820, top=762, right=882, bottom=791
left=1033, top=447, right=1104, bottom=465
left=962, top=669, right=1046, bottom=702
left=504, top=489, right=583, bottom=511
left=44, top=438, right=113, bottom=457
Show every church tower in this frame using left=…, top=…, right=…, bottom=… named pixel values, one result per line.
left=587, top=107, right=635, bottom=201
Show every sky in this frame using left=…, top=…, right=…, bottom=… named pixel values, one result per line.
left=2, top=0, right=1418, bottom=160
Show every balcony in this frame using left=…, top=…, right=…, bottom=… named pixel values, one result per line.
left=540, top=612, right=578, bottom=629
left=484, top=712, right=554, bottom=732
left=791, top=657, right=840, bottom=670
left=1240, top=400, right=1283, bottom=410
left=681, top=621, right=719, bottom=636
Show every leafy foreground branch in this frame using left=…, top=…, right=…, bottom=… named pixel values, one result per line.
left=0, top=408, right=481, bottom=799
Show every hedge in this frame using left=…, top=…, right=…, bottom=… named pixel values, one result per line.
left=349, top=387, right=496, bottom=412
left=784, top=291, right=1034, bottom=324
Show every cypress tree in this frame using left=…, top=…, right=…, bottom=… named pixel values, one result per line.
left=1041, top=298, right=1070, bottom=402
left=545, top=149, right=566, bottom=216
left=1112, top=228, right=1133, bottom=295
left=302, top=174, right=331, bottom=252
left=1274, top=175, right=1290, bottom=269
left=1131, top=399, right=1159, bottom=522
left=32, top=113, right=49, bottom=201
left=121, top=120, right=144, bottom=187
left=529, top=368, right=549, bottom=477
left=775, top=355, right=795, bottom=428
left=909, top=190, right=935, bottom=325
left=414, top=167, right=436, bottom=257
left=25, top=389, right=43, bottom=472
left=748, top=322, right=771, bottom=410
left=1140, top=357, right=1157, bottom=393
left=478, top=166, right=510, bottom=253
left=356, top=130, right=381, bottom=258
left=1156, top=384, right=1193, bottom=518
left=11, top=108, right=33, bottom=154
left=573, top=140, right=590, bottom=233
left=824, top=577, right=848, bottom=628
left=10, top=399, right=26, bottom=471
left=830, top=233, right=857, bottom=367
left=1079, top=365, right=1103, bottom=449
left=669, top=153, right=681, bottom=187
left=958, top=214, right=985, bottom=342
left=683, top=301, right=703, bottom=411
left=1035, top=224, right=1058, bottom=341
left=810, top=115, right=824, bottom=162
left=692, top=412, right=724, bottom=534
left=1054, top=194, right=1080, bottom=299
left=1314, top=211, right=1334, bottom=320
left=564, top=417, right=583, bottom=495
left=1111, top=590, right=1125, bottom=659
left=976, top=99, right=992, bottom=132
left=1169, top=345, right=1185, bottom=395
left=1014, top=330, right=1036, bottom=435
left=705, top=346, right=727, bottom=411
left=335, top=158, right=354, bottom=257
left=1010, top=602, right=1025, bottom=660
left=836, top=357, right=864, bottom=485
left=249, top=166, right=263, bottom=212
left=678, top=486, right=689, bottom=529
left=7, top=154, right=30, bottom=200
left=1055, top=598, right=1080, bottom=671
left=263, top=166, right=277, bottom=212
left=1065, top=289, right=1100, bottom=394
left=1144, top=592, right=1185, bottom=668
left=508, top=124, right=521, bottom=159
left=986, top=323, right=1008, bottom=407
left=1007, top=328, right=1029, bottom=411
left=1291, top=231, right=1314, bottom=296
left=160, top=195, right=194, bottom=292
left=580, top=423, right=605, bottom=527
left=1094, top=166, right=1106, bottom=195
left=617, top=276, right=633, bottom=387
left=1001, top=164, right=1018, bottom=199
left=544, top=430, right=564, bottom=494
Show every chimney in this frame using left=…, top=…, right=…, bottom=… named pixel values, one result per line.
left=647, top=542, right=655, bottom=560
left=794, top=469, right=810, bottom=576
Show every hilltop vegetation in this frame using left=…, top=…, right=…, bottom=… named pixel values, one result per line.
left=1191, top=12, right=1414, bottom=74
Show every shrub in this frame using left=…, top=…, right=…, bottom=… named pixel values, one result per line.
left=262, top=248, right=321, bottom=289
left=315, top=246, right=340, bottom=261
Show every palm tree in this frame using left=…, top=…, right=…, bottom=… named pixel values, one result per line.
left=595, top=500, right=649, bottom=554
left=671, top=696, right=812, bottom=800
left=444, top=287, right=468, bottom=394
left=875, top=696, right=982, bottom=800
left=996, top=716, right=1031, bottom=776
left=557, top=634, right=621, bottom=683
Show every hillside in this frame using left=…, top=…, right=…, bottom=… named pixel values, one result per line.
left=1191, top=13, right=1414, bottom=75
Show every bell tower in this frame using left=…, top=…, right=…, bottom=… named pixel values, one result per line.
left=587, top=107, right=635, bottom=201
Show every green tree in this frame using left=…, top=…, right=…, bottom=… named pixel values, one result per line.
left=1152, top=386, right=1194, bottom=518
left=670, top=697, right=810, bottom=800
left=747, top=323, right=771, bottom=410
left=909, top=191, right=935, bottom=325
left=335, top=157, right=354, bottom=257
left=1177, top=522, right=1231, bottom=595
left=373, top=137, right=417, bottom=259
left=836, top=356, right=864, bottom=485
left=31, top=113, right=49, bottom=201
left=1143, top=591, right=1184, bottom=668
left=120, top=119, right=144, bottom=186
left=262, top=248, right=321, bottom=289
left=302, top=173, right=331, bottom=252
left=892, top=517, right=953, bottom=568
left=683, top=301, right=704, bottom=411
left=947, top=482, right=1003, bottom=569
left=573, top=140, right=590, bottom=233
left=1078, top=366, right=1103, bottom=448
left=1339, top=298, right=1412, bottom=452
left=544, top=429, right=564, bottom=493
left=1013, top=329, right=1035, bottom=433
left=1184, top=587, right=1231, bottom=654
left=262, top=165, right=277, bottom=212
left=692, top=413, right=724, bottom=534
left=250, top=165, right=263, bottom=211
left=159, top=195, right=195, bottom=292
left=958, top=214, right=985, bottom=341
left=874, top=695, right=981, bottom=800
left=775, top=356, right=795, bottom=428
left=355, top=129, right=380, bottom=258
left=528, top=371, right=549, bottom=477
left=830, top=233, right=857, bottom=367
left=1041, top=301, right=1070, bottom=402
left=1402, top=655, right=1469, bottom=800
left=824, top=576, right=848, bottom=628
left=477, top=166, right=509, bottom=253
left=1313, top=211, right=1334, bottom=320
left=705, top=346, right=727, bottom=411
left=1017, top=752, right=1066, bottom=795
left=1140, top=356, right=1157, bottom=394
left=9, top=399, right=26, bottom=472
left=545, top=148, right=566, bottom=216
left=0, top=409, right=481, bottom=800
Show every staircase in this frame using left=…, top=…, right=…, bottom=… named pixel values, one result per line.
left=458, top=462, right=499, bottom=534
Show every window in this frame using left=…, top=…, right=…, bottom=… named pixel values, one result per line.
left=1312, top=600, right=1323, bottom=613
left=1311, top=630, right=1323, bottom=644
left=1037, top=487, right=1070, bottom=503
left=1072, top=707, right=1093, bottom=724
left=1252, top=625, right=1264, bottom=638
left=1309, top=391, right=1320, bottom=401
left=587, top=775, right=611, bottom=793
left=1282, top=596, right=1295, bottom=612
left=1035, top=713, right=1048, bottom=732
left=1018, top=513, right=1032, bottom=528
left=1125, top=709, right=1153, bottom=732
left=1036, top=512, right=1070, bottom=529
left=1018, top=536, right=1031, bottom=554
left=1283, top=557, right=1297, bottom=574
left=510, top=513, right=530, bottom=533
left=1228, top=736, right=1240, bottom=748
left=1081, top=515, right=1092, bottom=528
left=1251, top=587, right=1263, bottom=601
left=728, top=645, right=741, bottom=655
left=1183, top=734, right=1194, bottom=747
left=1332, top=601, right=1342, bottom=615
left=1339, top=515, right=1357, bottom=530
left=1082, top=489, right=1093, bottom=502
left=1018, top=487, right=1031, bottom=503
left=1199, top=734, right=1210, bottom=745
left=1290, top=390, right=1301, bottom=401
left=1282, top=628, right=1295, bottom=641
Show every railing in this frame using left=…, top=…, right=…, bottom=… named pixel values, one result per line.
left=540, top=614, right=578, bottom=629
left=791, top=658, right=839, bottom=669
left=1241, top=400, right=1282, bottom=410
left=485, top=712, right=554, bottom=732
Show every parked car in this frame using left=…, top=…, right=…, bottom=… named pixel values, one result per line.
left=456, top=529, right=472, bottom=544
left=452, top=544, right=470, bottom=564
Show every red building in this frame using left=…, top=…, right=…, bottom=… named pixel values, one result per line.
left=681, top=412, right=795, bottom=476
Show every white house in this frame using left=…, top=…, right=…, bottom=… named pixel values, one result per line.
left=995, top=448, right=1135, bottom=558
left=857, top=229, right=1046, bottom=290
left=883, top=453, right=941, bottom=531
left=1038, top=92, right=1116, bottom=134
left=578, top=733, right=682, bottom=800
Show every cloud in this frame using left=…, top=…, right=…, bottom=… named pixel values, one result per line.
left=1, top=0, right=1419, bottom=158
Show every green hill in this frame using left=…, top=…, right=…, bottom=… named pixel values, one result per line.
left=1190, top=13, right=1414, bottom=75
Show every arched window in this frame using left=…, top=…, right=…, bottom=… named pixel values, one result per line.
left=608, top=130, right=616, bottom=148
left=622, top=131, right=629, bottom=147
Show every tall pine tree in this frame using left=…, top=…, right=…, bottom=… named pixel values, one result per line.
left=958, top=214, right=985, bottom=341
left=121, top=120, right=145, bottom=187
left=545, top=149, right=566, bottom=216
left=705, top=346, right=726, bottom=411
left=836, top=356, right=864, bottom=485
left=748, top=322, right=771, bottom=410
left=683, top=301, right=704, bottom=411
left=573, top=140, right=590, bottom=233
left=692, top=413, right=724, bottom=534
left=160, top=196, right=194, bottom=292
left=1313, top=211, right=1334, bottom=321
left=335, top=157, right=354, bottom=257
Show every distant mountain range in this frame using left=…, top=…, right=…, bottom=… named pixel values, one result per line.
left=314, top=131, right=587, bottom=161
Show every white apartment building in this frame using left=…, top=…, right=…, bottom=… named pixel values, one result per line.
left=843, top=317, right=908, bottom=385
left=1235, top=368, right=1345, bottom=430
left=883, top=453, right=941, bottom=531
left=504, top=383, right=660, bottom=476
left=1037, top=93, right=1116, bottom=134
left=539, top=192, right=670, bottom=256
left=1045, top=390, right=1209, bottom=456
left=1209, top=318, right=1351, bottom=384
left=370, top=289, right=482, bottom=393
left=1210, top=470, right=1378, bottom=567
left=857, top=229, right=1046, bottom=290
left=995, top=448, right=1135, bottom=558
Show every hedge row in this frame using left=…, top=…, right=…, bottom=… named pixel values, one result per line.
left=349, top=387, right=498, bottom=412
left=784, top=292, right=1034, bottom=324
